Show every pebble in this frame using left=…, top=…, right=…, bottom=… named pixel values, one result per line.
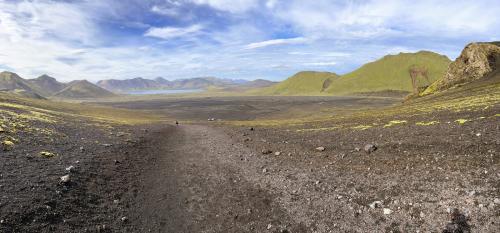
left=267, top=223, right=272, bottom=230
left=65, top=165, right=75, bottom=172
left=316, top=147, right=325, bottom=152
left=383, top=208, right=393, bottom=215
left=274, top=151, right=281, bottom=156
left=262, top=168, right=268, bottom=173
left=121, top=217, right=128, bottom=222
left=364, top=144, right=377, bottom=154
left=60, top=175, right=70, bottom=184
left=494, top=198, right=500, bottom=204
left=262, top=149, right=272, bottom=154
left=369, top=201, right=382, bottom=209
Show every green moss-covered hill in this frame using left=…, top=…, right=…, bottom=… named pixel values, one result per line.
left=324, top=51, right=451, bottom=95
left=253, top=71, right=339, bottom=95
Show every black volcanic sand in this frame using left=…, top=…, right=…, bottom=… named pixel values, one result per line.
left=0, top=96, right=499, bottom=232
left=96, top=96, right=400, bottom=121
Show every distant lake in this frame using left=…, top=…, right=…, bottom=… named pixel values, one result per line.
left=126, top=89, right=204, bottom=95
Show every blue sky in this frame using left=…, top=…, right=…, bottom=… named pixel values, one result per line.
left=0, top=0, right=499, bottom=82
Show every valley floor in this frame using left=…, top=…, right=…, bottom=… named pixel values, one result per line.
left=0, top=86, right=499, bottom=232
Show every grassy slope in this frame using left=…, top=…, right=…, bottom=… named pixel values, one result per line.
left=325, top=51, right=451, bottom=95
left=253, top=71, right=339, bottom=95
left=0, top=92, right=162, bottom=125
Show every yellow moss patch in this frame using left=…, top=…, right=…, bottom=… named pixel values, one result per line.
left=384, top=120, right=408, bottom=128
left=455, top=119, right=469, bottom=125
left=2, top=140, right=14, bottom=151
left=39, top=151, right=56, bottom=158
left=351, top=125, right=373, bottom=130
left=415, top=121, right=439, bottom=126
left=296, top=126, right=340, bottom=132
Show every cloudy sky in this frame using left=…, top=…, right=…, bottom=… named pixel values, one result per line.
left=0, top=0, right=499, bottom=82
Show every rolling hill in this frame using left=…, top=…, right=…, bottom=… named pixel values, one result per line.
left=27, top=74, right=67, bottom=96
left=53, top=80, right=115, bottom=99
left=324, top=51, right=451, bottom=95
left=254, top=71, right=340, bottom=95
left=0, top=71, right=38, bottom=92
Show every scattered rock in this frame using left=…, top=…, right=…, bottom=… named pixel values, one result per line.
left=262, top=168, right=268, bottom=173
left=60, top=175, right=71, bottom=184
left=250, top=127, right=254, bottom=131
left=121, top=217, right=128, bottom=222
left=267, top=223, right=272, bottom=230
left=494, top=198, right=500, bottom=205
left=442, top=208, right=471, bottom=233
left=262, top=149, right=272, bottom=154
left=102, top=144, right=113, bottom=147
left=116, top=132, right=126, bottom=137
left=40, top=151, right=56, bottom=158
left=354, top=147, right=361, bottom=152
left=369, top=201, right=382, bottom=209
left=274, top=151, right=281, bottom=156
left=65, top=165, right=75, bottom=172
left=364, top=144, right=377, bottom=154
left=383, top=208, right=393, bottom=215
left=0, top=127, right=4, bottom=133
left=113, top=199, right=120, bottom=204
left=79, top=146, right=84, bottom=151
left=316, top=146, right=325, bottom=152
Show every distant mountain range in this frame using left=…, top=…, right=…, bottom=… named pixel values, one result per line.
left=0, top=72, right=275, bottom=99
left=96, top=77, right=262, bottom=93
left=5, top=43, right=494, bottom=99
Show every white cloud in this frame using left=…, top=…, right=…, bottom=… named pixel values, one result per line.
left=144, top=24, right=203, bottom=39
left=151, top=5, right=180, bottom=17
left=245, top=37, right=308, bottom=49
left=304, top=61, right=337, bottom=66
left=190, top=0, right=259, bottom=13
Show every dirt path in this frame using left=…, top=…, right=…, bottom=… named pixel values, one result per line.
left=130, top=125, right=307, bottom=233
left=126, top=119, right=498, bottom=233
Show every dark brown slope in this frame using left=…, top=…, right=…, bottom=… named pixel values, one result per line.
left=53, top=80, right=115, bottom=99
left=27, top=74, right=67, bottom=96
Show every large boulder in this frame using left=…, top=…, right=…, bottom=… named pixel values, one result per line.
left=422, top=42, right=500, bottom=95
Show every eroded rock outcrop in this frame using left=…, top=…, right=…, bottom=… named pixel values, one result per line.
left=422, top=42, right=500, bottom=95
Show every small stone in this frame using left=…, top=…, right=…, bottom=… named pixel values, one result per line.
left=476, top=133, right=481, bottom=137
left=369, top=201, right=382, bottom=209
left=65, top=165, right=75, bottom=172
left=250, top=127, right=254, bottom=131
left=0, top=127, right=4, bottom=133
left=262, top=168, right=268, bottom=173
left=60, top=175, right=70, bottom=184
left=494, top=198, right=500, bottom=204
left=262, top=149, right=272, bottom=154
left=102, top=144, right=112, bottom=147
left=79, top=146, right=84, bottom=151
left=0, top=219, right=4, bottom=224
left=121, top=217, right=128, bottom=222
left=354, top=147, right=361, bottom=152
left=383, top=208, right=393, bottom=215
left=364, top=144, right=377, bottom=154
left=267, top=224, right=272, bottom=230
left=2, top=140, right=14, bottom=151
left=113, top=199, right=120, bottom=204
left=316, top=147, right=325, bottom=152
left=420, top=211, right=425, bottom=218
left=274, top=151, right=281, bottom=156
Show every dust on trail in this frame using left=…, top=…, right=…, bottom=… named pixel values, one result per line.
left=131, top=125, right=307, bottom=233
